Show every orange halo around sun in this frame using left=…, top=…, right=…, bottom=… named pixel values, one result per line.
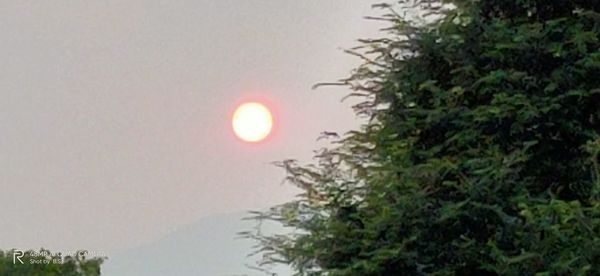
left=232, top=102, right=273, bottom=142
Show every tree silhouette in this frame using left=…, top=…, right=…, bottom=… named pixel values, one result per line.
left=248, top=0, right=600, bottom=275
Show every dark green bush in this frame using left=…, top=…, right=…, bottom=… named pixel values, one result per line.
left=250, top=1, right=600, bottom=275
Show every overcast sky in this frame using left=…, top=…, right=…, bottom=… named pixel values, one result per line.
left=0, top=0, right=382, bottom=256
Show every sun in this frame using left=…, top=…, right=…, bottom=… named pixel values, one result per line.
left=232, top=102, right=273, bottom=142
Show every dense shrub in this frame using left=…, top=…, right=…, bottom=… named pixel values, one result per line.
left=250, top=0, right=600, bottom=275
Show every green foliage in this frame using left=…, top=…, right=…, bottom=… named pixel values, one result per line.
left=249, top=0, right=600, bottom=275
left=0, top=249, right=104, bottom=276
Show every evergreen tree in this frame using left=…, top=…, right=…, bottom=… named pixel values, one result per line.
left=250, top=0, right=600, bottom=275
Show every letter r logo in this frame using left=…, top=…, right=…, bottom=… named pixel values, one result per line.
left=13, top=250, right=24, bottom=264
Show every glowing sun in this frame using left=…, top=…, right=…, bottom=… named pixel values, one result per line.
left=232, top=102, right=273, bottom=142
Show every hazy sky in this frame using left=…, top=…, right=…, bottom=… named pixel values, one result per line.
left=0, top=0, right=382, bottom=255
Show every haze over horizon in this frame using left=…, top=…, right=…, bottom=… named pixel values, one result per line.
left=0, top=0, right=383, bottom=267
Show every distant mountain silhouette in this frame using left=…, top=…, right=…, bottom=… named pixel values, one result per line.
left=102, top=212, right=291, bottom=276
